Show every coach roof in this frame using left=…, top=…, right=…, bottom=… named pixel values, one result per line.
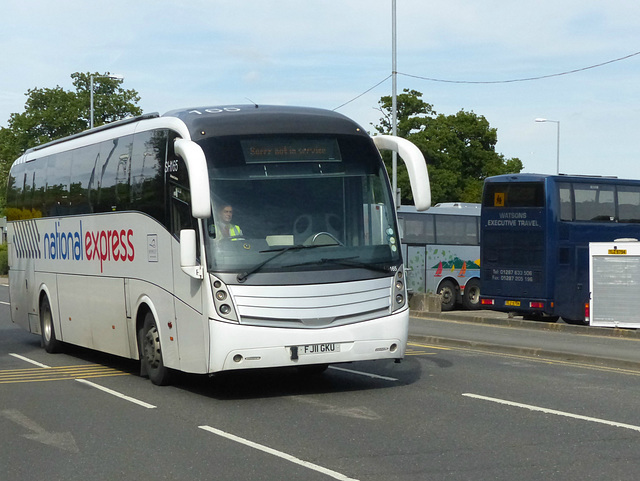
left=162, top=105, right=369, bottom=139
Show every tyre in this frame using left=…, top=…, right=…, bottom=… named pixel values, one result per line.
left=139, top=312, right=173, bottom=386
left=462, top=278, right=481, bottom=310
left=523, top=313, right=559, bottom=323
left=561, top=317, right=589, bottom=326
left=40, top=296, right=62, bottom=353
left=438, top=280, right=457, bottom=311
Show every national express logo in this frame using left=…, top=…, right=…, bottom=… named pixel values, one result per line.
left=13, top=219, right=135, bottom=272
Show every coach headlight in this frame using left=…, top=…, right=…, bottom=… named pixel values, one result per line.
left=392, top=267, right=407, bottom=312
left=215, top=290, right=227, bottom=301
left=210, top=275, right=238, bottom=322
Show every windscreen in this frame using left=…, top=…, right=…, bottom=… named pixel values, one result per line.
left=198, top=134, right=401, bottom=277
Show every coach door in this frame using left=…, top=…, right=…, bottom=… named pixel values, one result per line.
left=167, top=152, right=208, bottom=372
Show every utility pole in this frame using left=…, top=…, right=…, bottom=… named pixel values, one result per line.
left=391, top=0, right=398, bottom=206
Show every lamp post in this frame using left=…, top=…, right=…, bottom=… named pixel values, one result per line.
left=535, top=118, right=560, bottom=175
left=391, top=0, right=398, bottom=206
left=90, top=73, right=124, bottom=129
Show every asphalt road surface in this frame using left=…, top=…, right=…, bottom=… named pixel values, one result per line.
left=2, top=282, right=640, bottom=481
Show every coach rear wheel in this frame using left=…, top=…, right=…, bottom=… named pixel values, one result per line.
left=438, top=280, right=457, bottom=312
left=139, top=312, right=173, bottom=386
left=523, top=313, right=559, bottom=322
left=40, top=296, right=62, bottom=353
left=462, top=278, right=481, bottom=310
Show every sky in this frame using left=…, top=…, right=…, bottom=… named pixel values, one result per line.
left=1, top=0, right=640, bottom=180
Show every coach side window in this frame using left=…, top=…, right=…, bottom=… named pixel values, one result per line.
left=166, top=145, right=196, bottom=238
left=617, top=185, right=640, bottom=223
left=435, top=215, right=478, bottom=245
left=558, top=183, right=572, bottom=221
left=573, top=183, right=615, bottom=222
left=399, top=213, right=435, bottom=244
left=45, top=153, right=71, bottom=216
left=69, top=145, right=99, bottom=214
left=131, top=130, right=167, bottom=223
left=91, top=136, right=133, bottom=213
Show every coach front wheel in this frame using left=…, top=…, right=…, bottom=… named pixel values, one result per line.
left=139, top=312, right=173, bottom=386
left=40, top=296, right=62, bottom=353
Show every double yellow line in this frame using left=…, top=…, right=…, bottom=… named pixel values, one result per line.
left=0, top=365, right=129, bottom=384
left=405, top=342, right=452, bottom=356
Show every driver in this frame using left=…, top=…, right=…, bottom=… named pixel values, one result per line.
left=211, top=203, right=243, bottom=240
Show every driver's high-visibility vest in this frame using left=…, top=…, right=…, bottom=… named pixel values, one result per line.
left=214, top=223, right=243, bottom=239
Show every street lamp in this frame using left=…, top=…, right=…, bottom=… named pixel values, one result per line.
left=535, top=118, right=560, bottom=175
left=90, top=73, right=124, bottom=129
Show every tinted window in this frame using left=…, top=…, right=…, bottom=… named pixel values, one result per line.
left=45, top=153, right=71, bottom=216
left=483, top=182, right=545, bottom=208
left=558, top=182, right=572, bottom=221
left=69, top=145, right=98, bottom=214
left=130, top=130, right=167, bottom=222
left=435, top=215, right=479, bottom=245
left=398, top=213, right=435, bottom=244
left=92, top=136, right=134, bottom=212
left=573, top=183, right=615, bottom=222
left=168, top=156, right=195, bottom=237
left=617, top=185, right=640, bottom=223
left=32, top=159, right=46, bottom=217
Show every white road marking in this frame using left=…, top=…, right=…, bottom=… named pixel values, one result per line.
left=2, top=409, right=79, bottom=453
left=463, top=393, right=640, bottom=433
left=199, top=425, right=359, bottom=481
left=9, top=353, right=155, bottom=409
left=9, top=353, right=51, bottom=368
left=75, top=379, right=156, bottom=409
left=291, top=396, right=381, bottom=420
left=328, top=366, right=399, bottom=381
left=0, top=301, right=10, bottom=305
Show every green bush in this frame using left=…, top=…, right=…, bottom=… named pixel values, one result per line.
left=0, top=243, right=7, bottom=275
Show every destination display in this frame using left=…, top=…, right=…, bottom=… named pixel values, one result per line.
left=241, top=138, right=341, bottom=163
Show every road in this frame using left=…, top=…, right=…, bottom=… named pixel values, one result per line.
left=2, top=281, right=640, bottom=480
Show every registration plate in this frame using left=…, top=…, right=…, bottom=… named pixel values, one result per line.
left=505, top=300, right=521, bottom=307
left=297, top=343, right=340, bottom=355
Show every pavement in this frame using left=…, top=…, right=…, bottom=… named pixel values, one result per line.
left=408, top=309, right=640, bottom=370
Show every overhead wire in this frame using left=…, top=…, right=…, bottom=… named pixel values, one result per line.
left=333, top=75, right=391, bottom=111
left=334, top=50, right=640, bottom=110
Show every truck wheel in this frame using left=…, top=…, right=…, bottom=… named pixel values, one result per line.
left=462, top=278, right=481, bottom=310
left=40, top=296, right=62, bottom=353
left=438, top=280, right=457, bottom=311
left=139, top=312, right=173, bottom=386
left=562, top=317, right=588, bottom=326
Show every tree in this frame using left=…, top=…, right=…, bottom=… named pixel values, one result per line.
left=0, top=72, right=142, bottom=207
left=374, top=89, right=523, bottom=205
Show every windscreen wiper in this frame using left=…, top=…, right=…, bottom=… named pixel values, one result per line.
left=284, top=256, right=393, bottom=274
left=236, top=244, right=326, bottom=282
